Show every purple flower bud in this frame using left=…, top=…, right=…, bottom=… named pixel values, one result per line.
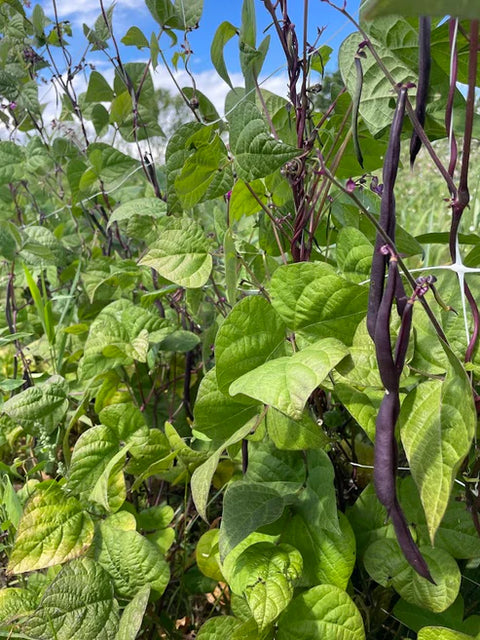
left=346, top=178, right=356, bottom=193
left=225, top=190, right=232, bottom=201
left=9, top=102, right=17, bottom=110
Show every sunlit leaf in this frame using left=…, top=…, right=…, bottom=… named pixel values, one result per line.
left=8, top=481, right=94, bottom=574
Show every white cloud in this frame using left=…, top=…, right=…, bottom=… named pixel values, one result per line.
left=41, top=0, right=148, bottom=29
left=151, top=67, right=289, bottom=117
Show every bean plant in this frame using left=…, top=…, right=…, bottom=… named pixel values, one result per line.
left=0, top=0, right=479, bottom=638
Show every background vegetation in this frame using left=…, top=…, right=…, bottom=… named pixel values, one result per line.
left=0, top=0, right=479, bottom=639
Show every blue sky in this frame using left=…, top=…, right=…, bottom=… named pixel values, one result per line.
left=42, top=0, right=360, bottom=70
left=36, top=0, right=361, bottom=115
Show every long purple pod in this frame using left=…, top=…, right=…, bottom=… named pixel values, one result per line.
left=381, top=87, right=407, bottom=241
left=374, top=257, right=399, bottom=392
left=367, top=88, right=408, bottom=339
left=394, top=299, right=413, bottom=375
left=390, top=499, right=435, bottom=583
left=374, top=388, right=435, bottom=583
left=374, top=391, right=400, bottom=509
left=410, top=17, right=431, bottom=167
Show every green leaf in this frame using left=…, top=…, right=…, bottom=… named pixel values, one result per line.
left=136, top=504, right=174, bottom=531
left=266, top=408, right=329, bottom=450
left=8, top=481, right=94, bottom=574
left=0, top=588, right=37, bottom=624
left=79, top=299, right=170, bottom=380
left=364, top=539, right=461, bottom=612
left=334, top=382, right=383, bottom=442
left=229, top=338, right=348, bottom=420
left=165, top=121, right=204, bottom=212
left=85, top=71, right=114, bottom=102
left=269, top=262, right=368, bottom=345
left=228, top=101, right=299, bottom=181
left=229, top=178, right=267, bottom=221
left=115, top=585, right=150, bottom=640
left=192, top=420, right=255, bottom=521
left=121, top=26, right=149, bottom=48
left=22, top=225, right=66, bottom=267
left=295, top=449, right=341, bottom=535
left=336, top=227, right=373, bottom=283
left=277, top=584, right=366, bottom=640
left=219, top=483, right=295, bottom=559
left=245, top=440, right=306, bottom=487
left=145, top=0, right=179, bottom=27
left=157, top=330, right=200, bottom=352
left=339, top=29, right=413, bottom=137
left=193, top=367, right=259, bottom=440
left=224, top=229, right=237, bottom=307
left=0, top=222, right=18, bottom=260
left=2, top=375, right=68, bottom=436
left=99, top=403, right=149, bottom=452
left=393, top=595, right=466, bottom=635
left=346, top=483, right=394, bottom=559
left=94, top=520, right=170, bottom=599
left=24, top=558, right=119, bottom=640
left=89, top=446, right=128, bottom=513
left=107, top=197, right=167, bottom=228
left=196, top=617, right=243, bottom=640
left=91, top=103, right=110, bottom=136
left=1, top=476, right=22, bottom=529
left=174, top=0, right=203, bottom=27
left=82, top=143, right=140, bottom=193
left=196, top=529, right=224, bottom=581
left=398, top=477, right=480, bottom=560
left=400, top=342, right=476, bottom=543
left=363, top=0, right=480, bottom=20
left=418, top=628, right=475, bottom=640
left=181, top=87, right=221, bottom=125
left=211, top=21, right=238, bottom=88
left=174, top=134, right=228, bottom=208
left=281, top=512, right=356, bottom=589
left=139, top=217, right=212, bottom=288
left=215, top=296, right=286, bottom=395
left=230, top=542, right=302, bottom=629
left=67, top=425, right=120, bottom=498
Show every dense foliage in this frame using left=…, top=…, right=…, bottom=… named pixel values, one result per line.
left=0, top=0, right=479, bottom=638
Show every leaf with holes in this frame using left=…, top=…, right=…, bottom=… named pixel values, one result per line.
left=230, top=542, right=302, bottom=629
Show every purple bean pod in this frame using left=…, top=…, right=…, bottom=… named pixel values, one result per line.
left=374, top=255, right=399, bottom=392
left=389, top=499, right=435, bottom=583
left=394, top=299, right=413, bottom=375
left=410, top=17, right=431, bottom=167
left=367, top=87, right=408, bottom=339
left=374, top=377, right=434, bottom=583
left=373, top=391, right=400, bottom=508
